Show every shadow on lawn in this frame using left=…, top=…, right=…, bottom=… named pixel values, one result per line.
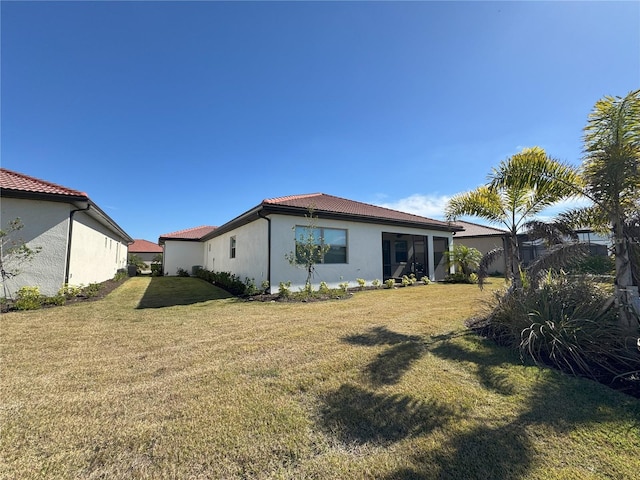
left=320, top=384, right=454, bottom=445
left=321, top=326, right=640, bottom=479
left=136, top=277, right=233, bottom=309
left=343, top=326, right=425, bottom=386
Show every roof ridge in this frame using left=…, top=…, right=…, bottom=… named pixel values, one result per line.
left=263, top=193, right=322, bottom=204
left=161, top=225, right=216, bottom=236
left=0, top=167, right=88, bottom=197
left=455, top=219, right=507, bottom=233
left=321, top=192, right=448, bottom=224
left=261, top=192, right=451, bottom=226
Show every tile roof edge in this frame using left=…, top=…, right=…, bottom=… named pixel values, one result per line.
left=0, top=167, right=89, bottom=197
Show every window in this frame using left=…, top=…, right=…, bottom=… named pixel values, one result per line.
left=230, top=236, right=236, bottom=258
left=294, top=226, right=347, bottom=264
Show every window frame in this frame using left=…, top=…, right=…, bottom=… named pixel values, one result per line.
left=294, top=225, right=348, bottom=264
left=230, top=236, right=236, bottom=259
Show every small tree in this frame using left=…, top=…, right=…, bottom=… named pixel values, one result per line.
left=127, top=253, right=147, bottom=270
left=444, top=244, right=482, bottom=280
left=285, top=207, right=330, bottom=293
left=0, top=218, right=41, bottom=299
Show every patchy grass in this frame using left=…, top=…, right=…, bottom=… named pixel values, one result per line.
left=1, top=277, right=638, bottom=479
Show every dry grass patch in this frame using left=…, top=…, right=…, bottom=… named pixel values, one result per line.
left=1, top=277, right=638, bottom=479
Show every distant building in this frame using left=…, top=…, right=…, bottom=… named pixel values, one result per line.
left=129, top=239, right=163, bottom=267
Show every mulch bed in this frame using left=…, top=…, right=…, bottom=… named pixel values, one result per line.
left=1, top=277, right=127, bottom=313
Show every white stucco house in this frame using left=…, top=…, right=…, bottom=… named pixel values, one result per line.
left=159, top=193, right=462, bottom=293
left=0, top=168, right=133, bottom=297
left=159, top=225, right=217, bottom=276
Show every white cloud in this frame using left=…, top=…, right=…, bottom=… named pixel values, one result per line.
left=375, top=193, right=593, bottom=225
left=536, top=196, right=592, bottom=222
left=375, top=193, right=452, bottom=219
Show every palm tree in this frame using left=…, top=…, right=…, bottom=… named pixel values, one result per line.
left=570, top=90, right=640, bottom=331
left=445, top=147, right=581, bottom=289
left=443, top=244, right=482, bottom=279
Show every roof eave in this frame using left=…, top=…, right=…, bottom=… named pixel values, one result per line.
left=1, top=188, right=89, bottom=204
left=202, top=203, right=460, bottom=241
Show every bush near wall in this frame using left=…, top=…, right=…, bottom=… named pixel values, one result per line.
left=194, top=268, right=247, bottom=296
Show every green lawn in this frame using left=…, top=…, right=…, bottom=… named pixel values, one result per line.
left=1, top=277, right=638, bottom=479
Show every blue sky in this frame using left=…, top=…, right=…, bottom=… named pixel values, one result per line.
left=2, top=1, right=638, bottom=241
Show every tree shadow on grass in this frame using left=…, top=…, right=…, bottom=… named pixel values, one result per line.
left=136, top=277, right=233, bottom=309
left=428, top=334, right=523, bottom=396
left=319, top=384, right=455, bottom=446
left=385, top=422, right=533, bottom=480
left=343, top=326, right=426, bottom=387
left=381, top=334, right=640, bottom=479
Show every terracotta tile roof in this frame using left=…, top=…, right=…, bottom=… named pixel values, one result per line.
left=159, top=225, right=216, bottom=241
left=454, top=220, right=507, bottom=237
left=129, top=239, right=163, bottom=253
left=263, top=193, right=454, bottom=228
left=0, top=168, right=88, bottom=198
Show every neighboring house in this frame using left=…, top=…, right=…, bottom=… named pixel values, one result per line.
left=454, top=220, right=508, bottom=274
left=0, top=168, right=133, bottom=297
left=453, top=220, right=612, bottom=274
left=159, top=226, right=217, bottom=277
left=519, top=228, right=611, bottom=266
left=160, top=193, right=462, bottom=293
left=128, top=239, right=163, bottom=267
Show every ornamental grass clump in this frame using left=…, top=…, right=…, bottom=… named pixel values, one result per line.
left=482, top=272, right=639, bottom=387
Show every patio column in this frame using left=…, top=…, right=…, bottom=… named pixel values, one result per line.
left=427, top=235, right=435, bottom=281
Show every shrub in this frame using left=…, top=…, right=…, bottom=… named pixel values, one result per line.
left=278, top=281, right=292, bottom=299
left=194, top=268, right=247, bottom=295
left=570, top=255, right=615, bottom=275
left=58, top=284, right=83, bottom=299
left=15, top=286, right=42, bottom=311
left=401, top=275, right=411, bottom=287
left=421, top=276, right=431, bottom=285
left=43, top=295, right=66, bottom=306
left=261, top=280, right=270, bottom=294
left=371, top=279, right=381, bottom=288
left=318, top=281, right=330, bottom=294
left=84, top=283, right=101, bottom=298
left=176, top=268, right=190, bottom=277
left=338, top=282, right=349, bottom=292
left=443, top=272, right=474, bottom=284
left=483, top=272, right=639, bottom=381
left=244, top=278, right=258, bottom=296
left=356, top=278, right=366, bottom=290
left=113, top=269, right=127, bottom=282
left=385, top=279, right=395, bottom=289
left=150, top=263, right=163, bottom=276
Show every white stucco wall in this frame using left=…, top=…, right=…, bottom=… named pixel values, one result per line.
left=163, top=240, right=205, bottom=276
left=203, top=213, right=454, bottom=294
left=67, top=211, right=128, bottom=287
left=203, top=217, right=269, bottom=286
left=1, top=197, right=71, bottom=297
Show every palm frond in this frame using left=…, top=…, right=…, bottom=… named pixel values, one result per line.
left=555, top=206, right=609, bottom=234
left=583, top=89, right=640, bottom=211
left=526, top=242, right=590, bottom=288
left=445, top=186, right=506, bottom=224
left=477, top=247, right=505, bottom=290
left=523, top=220, right=578, bottom=245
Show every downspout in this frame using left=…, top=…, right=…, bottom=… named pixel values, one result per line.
left=258, top=210, right=271, bottom=292
left=64, top=203, right=91, bottom=284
